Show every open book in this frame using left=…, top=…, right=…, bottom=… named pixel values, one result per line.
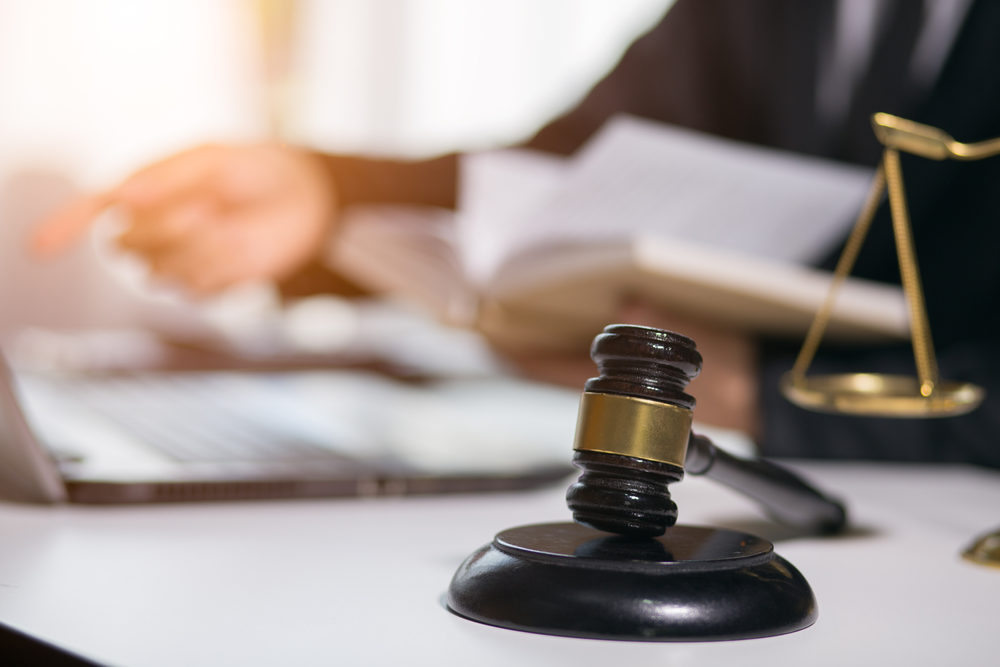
left=331, top=116, right=908, bottom=350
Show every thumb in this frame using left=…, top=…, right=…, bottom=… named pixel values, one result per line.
left=30, top=191, right=116, bottom=257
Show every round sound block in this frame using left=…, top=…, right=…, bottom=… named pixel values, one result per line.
left=447, top=522, right=817, bottom=641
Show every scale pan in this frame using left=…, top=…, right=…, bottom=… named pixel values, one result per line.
left=780, top=372, right=983, bottom=418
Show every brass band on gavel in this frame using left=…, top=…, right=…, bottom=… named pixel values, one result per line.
left=572, top=392, right=692, bottom=469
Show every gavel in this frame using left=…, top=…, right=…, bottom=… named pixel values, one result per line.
left=448, top=324, right=839, bottom=640
left=566, top=324, right=846, bottom=537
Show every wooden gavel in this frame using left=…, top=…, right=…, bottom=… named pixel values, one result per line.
left=565, top=324, right=847, bottom=537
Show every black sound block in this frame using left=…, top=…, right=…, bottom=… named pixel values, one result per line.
left=447, top=522, right=817, bottom=641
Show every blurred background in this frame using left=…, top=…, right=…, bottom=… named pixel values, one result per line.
left=0, top=0, right=673, bottom=348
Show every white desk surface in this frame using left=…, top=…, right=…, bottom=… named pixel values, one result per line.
left=0, top=461, right=997, bottom=667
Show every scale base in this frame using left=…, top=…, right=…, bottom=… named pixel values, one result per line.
left=447, top=522, right=817, bottom=641
left=781, top=372, right=983, bottom=417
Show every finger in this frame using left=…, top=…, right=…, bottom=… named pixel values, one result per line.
left=147, top=234, right=245, bottom=295
left=117, top=199, right=215, bottom=255
left=31, top=192, right=115, bottom=257
left=115, top=145, right=226, bottom=207
left=173, top=231, right=275, bottom=296
left=147, top=240, right=215, bottom=285
left=185, top=262, right=245, bottom=296
left=32, top=145, right=226, bottom=258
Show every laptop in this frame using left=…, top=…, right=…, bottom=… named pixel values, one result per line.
left=0, top=352, right=576, bottom=504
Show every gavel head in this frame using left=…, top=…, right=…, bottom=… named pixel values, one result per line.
left=565, top=324, right=701, bottom=537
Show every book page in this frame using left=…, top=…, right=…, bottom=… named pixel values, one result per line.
left=332, top=116, right=905, bottom=346
left=457, top=149, right=568, bottom=287
left=472, top=115, right=907, bottom=345
left=331, top=205, right=475, bottom=322
left=493, top=114, right=875, bottom=276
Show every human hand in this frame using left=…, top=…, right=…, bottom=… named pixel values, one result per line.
left=32, top=143, right=337, bottom=295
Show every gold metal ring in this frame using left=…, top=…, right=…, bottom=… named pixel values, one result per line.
left=780, top=372, right=983, bottom=417
left=572, top=392, right=692, bottom=467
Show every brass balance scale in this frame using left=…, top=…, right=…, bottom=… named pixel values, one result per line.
left=781, top=112, right=1000, bottom=566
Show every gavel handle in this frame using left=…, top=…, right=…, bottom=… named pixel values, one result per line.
left=685, top=433, right=848, bottom=535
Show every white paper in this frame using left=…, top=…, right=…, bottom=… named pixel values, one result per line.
left=480, top=115, right=875, bottom=279
left=457, top=149, right=568, bottom=286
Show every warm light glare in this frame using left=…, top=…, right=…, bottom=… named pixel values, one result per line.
left=0, top=0, right=671, bottom=340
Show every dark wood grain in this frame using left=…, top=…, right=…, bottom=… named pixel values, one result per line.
left=566, top=325, right=700, bottom=537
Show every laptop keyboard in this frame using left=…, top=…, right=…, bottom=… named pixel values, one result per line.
left=32, top=374, right=354, bottom=464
